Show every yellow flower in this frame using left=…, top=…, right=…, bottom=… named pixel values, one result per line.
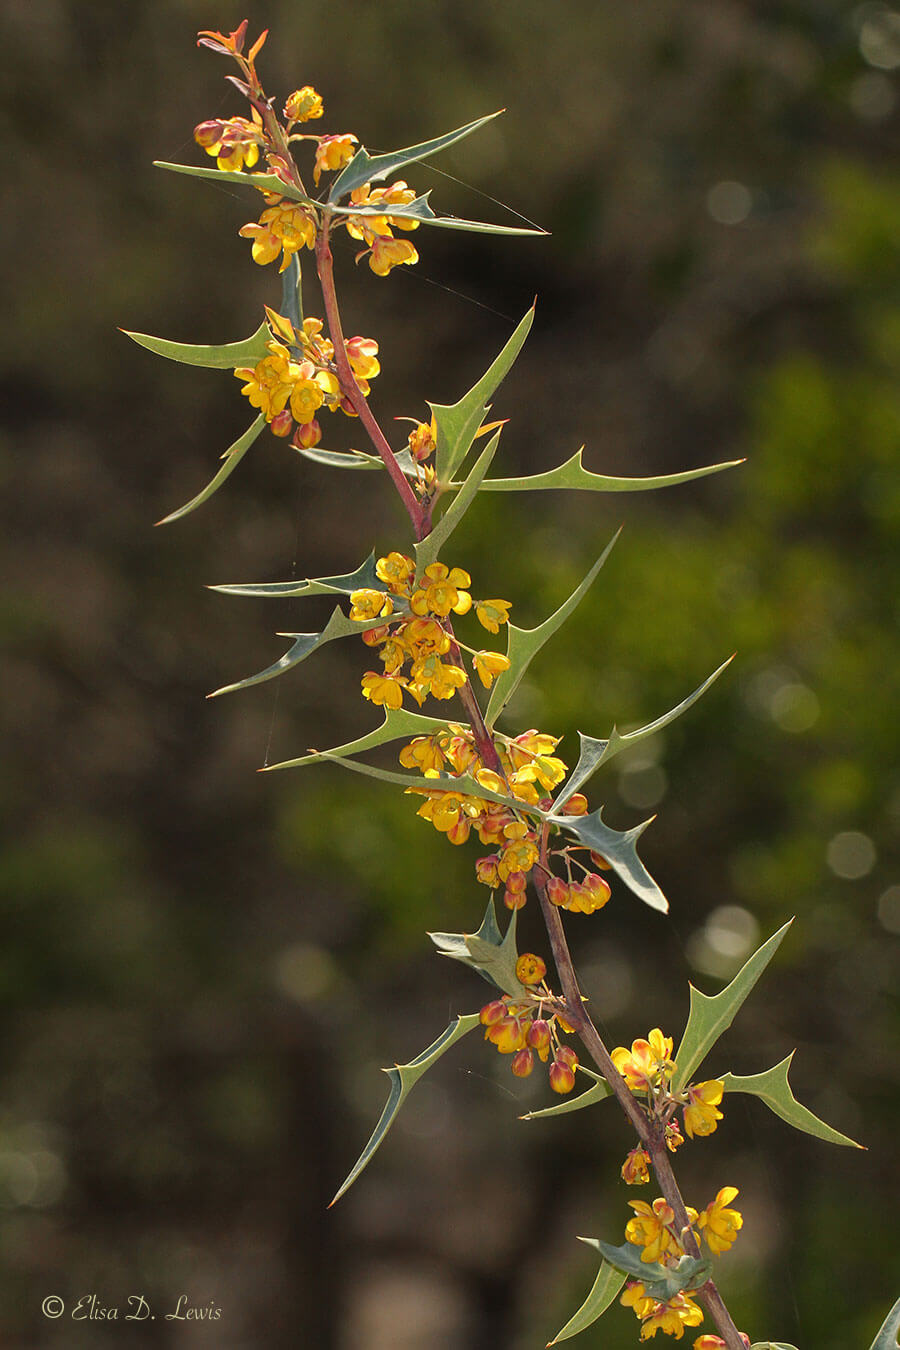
left=366, top=234, right=419, bottom=276
left=233, top=342, right=295, bottom=421
left=344, top=180, right=420, bottom=245
left=375, top=552, right=415, bottom=592
left=515, top=954, right=546, bottom=986
left=345, top=335, right=381, bottom=389
left=409, top=656, right=467, bottom=701
left=698, top=1187, right=742, bottom=1255
left=639, top=1293, right=704, bottom=1340
left=194, top=115, right=262, bottom=172
left=408, top=416, right=437, bottom=462
left=404, top=617, right=451, bottom=658
left=289, top=367, right=327, bottom=424
left=510, top=753, right=567, bottom=792
left=239, top=203, right=317, bottom=271
left=683, top=1080, right=725, bottom=1140
left=378, top=637, right=408, bottom=674
left=410, top=563, right=472, bottom=618
left=611, top=1029, right=675, bottom=1094
left=621, top=1147, right=651, bottom=1185
left=360, top=671, right=406, bottom=710
left=349, top=589, right=393, bottom=621
left=497, top=823, right=539, bottom=881
left=476, top=599, right=512, bottom=634
left=284, top=86, right=324, bottom=122
left=313, top=133, right=358, bottom=185
left=621, top=1282, right=656, bottom=1320
left=625, top=1197, right=677, bottom=1263
left=473, top=650, right=511, bottom=688
left=399, top=735, right=447, bottom=774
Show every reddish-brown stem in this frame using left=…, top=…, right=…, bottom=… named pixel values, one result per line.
left=315, top=222, right=427, bottom=539
left=534, top=832, right=746, bottom=1350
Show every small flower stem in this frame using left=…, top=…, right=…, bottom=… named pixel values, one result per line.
left=315, top=220, right=427, bottom=540
left=534, top=830, right=746, bottom=1350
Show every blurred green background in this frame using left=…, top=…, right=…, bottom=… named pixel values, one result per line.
left=2, top=1, right=898, bottom=1346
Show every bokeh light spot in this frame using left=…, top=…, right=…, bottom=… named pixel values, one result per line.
left=826, top=830, right=876, bottom=879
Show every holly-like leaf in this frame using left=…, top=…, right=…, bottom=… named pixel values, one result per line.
left=721, top=1054, right=863, bottom=1148
left=431, top=307, right=534, bottom=483
left=328, top=111, right=502, bottom=201
left=869, top=1296, right=900, bottom=1350
left=470, top=446, right=743, bottom=494
left=330, top=1013, right=480, bottom=1205
left=552, top=807, right=668, bottom=913
left=123, top=320, right=271, bottom=369
left=671, top=920, right=793, bottom=1093
left=414, top=430, right=502, bottom=572
left=262, top=708, right=452, bottom=771
left=546, top=1260, right=626, bottom=1344
left=154, top=159, right=313, bottom=204
left=485, top=531, right=620, bottom=728
left=209, top=550, right=380, bottom=600
left=750, top=1343, right=801, bottom=1349
left=520, top=1066, right=612, bottom=1121
left=551, top=657, right=735, bottom=806
left=313, top=755, right=538, bottom=819
left=579, top=1240, right=710, bottom=1302
left=156, top=416, right=265, bottom=526
left=429, top=899, right=525, bottom=996
left=329, top=191, right=544, bottom=237
left=294, top=444, right=419, bottom=476
left=208, top=607, right=388, bottom=697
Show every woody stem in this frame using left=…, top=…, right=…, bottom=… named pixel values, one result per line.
left=315, top=220, right=427, bottom=539
left=534, top=831, right=746, bottom=1350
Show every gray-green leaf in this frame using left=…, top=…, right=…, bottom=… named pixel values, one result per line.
left=330, top=1013, right=480, bottom=1205
left=485, top=531, right=620, bottom=728
left=552, top=808, right=668, bottom=913
left=328, top=112, right=502, bottom=201
left=579, top=1240, right=710, bottom=1302
left=520, top=1066, right=612, bottom=1121
left=415, top=430, right=502, bottom=573
left=263, top=708, right=451, bottom=772
left=328, top=191, right=543, bottom=237
left=208, top=607, right=388, bottom=697
left=209, top=550, right=380, bottom=600
left=156, top=416, right=265, bottom=526
left=721, top=1054, right=862, bottom=1148
left=123, top=320, right=271, bottom=369
left=432, top=307, right=534, bottom=483
left=671, top=920, right=793, bottom=1093
left=552, top=657, right=734, bottom=806
left=429, top=898, right=525, bottom=997
left=546, top=1261, right=626, bottom=1344
left=154, top=159, right=313, bottom=204
left=869, top=1296, right=900, bottom=1350
left=470, top=447, right=743, bottom=494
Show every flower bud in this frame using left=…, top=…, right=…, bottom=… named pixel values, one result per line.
left=269, top=408, right=293, bottom=438
left=583, top=872, right=612, bottom=910
left=515, top=953, right=547, bottom=986
left=561, top=792, right=589, bottom=816
left=505, top=869, right=527, bottom=894
left=567, top=880, right=588, bottom=912
left=549, top=1060, right=576, bottom=1094
left=546, top=876, right=569, bottom=907
left=556, top=1044, right=579, bottom=1071
left=194, top=119, right=225, bottom=148
left=479, top=1000, right=506, bottom=1028
left=621, top=1146, right=651, bottom=1186
left=503, top=887, right=527, bottom=911
left=527, top=1019, right=551, bottom=1055
left=475, top=854, right=500, bottom=887
left=488, top=1016, right=526, bottom=1054
left=511, top=1048, right=534, bottom=1078
left=589, top=851, right=611, bottom=870
left=292, top=418, right=322, bottom=449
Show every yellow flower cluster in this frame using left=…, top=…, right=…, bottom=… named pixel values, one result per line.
left=611, top=1028, right=726, bottom=1144
left=479, top=983, right=580, bottom=1093
left=343, top=180, right=421, bottom=276
left=194, top=114, right=264, bottom=172
left=620, top=1188, right=743, bottom=1338
left=239, top=201, right=317, bottom=273
left=234, top=314, right=379, bottom=447
left=355, top=555, right=511, bottom=709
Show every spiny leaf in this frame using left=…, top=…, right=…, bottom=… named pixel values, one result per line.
left=329, top=191, right=544, bottom=237
left=209, top=550, right=379, bottom=599
left=520, top=1066, right=612, bottom=1121
left=750, top=1342, right=801, bottom=1349
left=262, top=708, right=452, bottom=771
left=546, top=1260, right=625, bottom=1344
left=869, top=1296, right=900, bottom=1350
left=579, top=1240, right=710, bottom=1302
left=552, top=807, right=668, bottom=914
left=209, top=607, right=387, bottom=697
left=429, top=898, right=525, bottom=996
left=313, top=755, right=539, bottom=819
left=415, top=430, right=502, bottom=572
left=468, top=447, right=743, bottom=494
left=485, top=531, right=620, bottom=728
left=154, top=159, right=313, bottom=204
left=671, top=920, right=793, bottom=1093
left=156, top=416, right=265, bottom=526
left=721, top=1054, right=863, bottom=1148
left=551, top=657, right=735, bottom=805
left=123, top=320, right=271, bottom=369
left=328, top=111, right=502, bottom=201
left=294, top=444, right=418, bottom=476
left=330, top=1013, right=480, bottom=1205
left=432, top=306, right=534, bottom=483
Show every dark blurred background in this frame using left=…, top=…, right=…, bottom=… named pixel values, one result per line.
left=2, top=1, right=899, bottom=1346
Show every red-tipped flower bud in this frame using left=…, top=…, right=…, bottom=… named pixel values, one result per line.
left=292, top=419, right=322, bottom=449
left=546, top=876, right=569, bottom=907
left=589, top=851, right=611, bottom=870
left=527, top=1019, right=551, bottom=1054
left=556, top=1044, right=579, bottom=1071
left=505, top=869, right=527, bottom=894
left=561, top=792, right=589, bottom=816
left=479, top=1000, right=506, bottom=1028
left=269, top=409, right=293, bottom=438
left=475, top=854, right=500, bottom=887
left=511, top=1048, right=534, bottom=1078
left=488, top=1016, right=526, bottom=1055
left=194, top=119, right=225, bottom=148
left=549, top=1060, right=576, bottom=1094
left=503, top=887, right=527, bottom=911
